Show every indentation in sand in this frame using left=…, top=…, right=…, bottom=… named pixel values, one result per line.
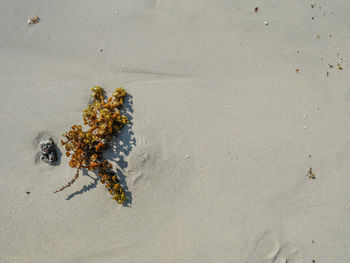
left=127, top=136, right=163, bottom=193
left=246, top=231, right=302, bottom=263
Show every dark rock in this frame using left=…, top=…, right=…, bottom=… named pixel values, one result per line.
left=40, top=137, right=58, bottom=165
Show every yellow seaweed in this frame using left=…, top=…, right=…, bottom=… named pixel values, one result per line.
left=54, top=87, right=129, bottom=204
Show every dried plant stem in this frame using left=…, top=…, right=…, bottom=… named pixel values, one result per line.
left=54, top=170, right=80, bottom=193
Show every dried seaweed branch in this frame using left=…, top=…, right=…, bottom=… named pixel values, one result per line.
left=54, top=86, right=129, bottom=204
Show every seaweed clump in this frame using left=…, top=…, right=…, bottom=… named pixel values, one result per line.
left=55, top=86, right=129, bottom=204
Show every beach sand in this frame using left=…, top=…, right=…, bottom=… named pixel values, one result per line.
left=1, top=0, right=350, bottom=262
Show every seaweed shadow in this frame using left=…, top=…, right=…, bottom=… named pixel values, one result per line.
left=65, top=170, right=99, bottom=200
left=66, top=94, right=136, bottom=206
left=104, top=94, right=136, bottom=206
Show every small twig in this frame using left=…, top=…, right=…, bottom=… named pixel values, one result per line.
left=54, top=170, right=80, bottom=193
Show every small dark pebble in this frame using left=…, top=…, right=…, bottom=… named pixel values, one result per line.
left=26, top=192, right=30, bottom=194
left=40, top=137, right=58, bottom=165
left=255, top=7, right=258, bottom=12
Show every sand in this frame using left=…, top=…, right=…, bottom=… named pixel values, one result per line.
left=1, top=0, right=350, bottom=262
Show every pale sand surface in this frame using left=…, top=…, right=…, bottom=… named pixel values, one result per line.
left=1, top=0, right=350, bottom=262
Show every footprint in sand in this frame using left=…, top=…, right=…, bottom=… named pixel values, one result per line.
left=246, top=231, right=302, bottom=263
left=128, top=136, right=161, bottom=189
left=135, top=137, right=150, bottom=164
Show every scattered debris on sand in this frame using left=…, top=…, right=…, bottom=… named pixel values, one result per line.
left=40, top=137, right=58, bottom=165
left=27, top=16, right=40, bottom=25
left=255, top=7, right=258, bottom=12
left=308, top=167, right=316, bottom=179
